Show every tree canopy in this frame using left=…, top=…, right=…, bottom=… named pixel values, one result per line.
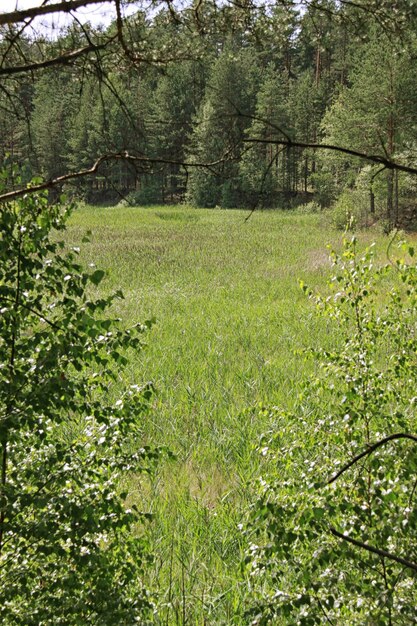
left=1, top=0, right=417, bottom=224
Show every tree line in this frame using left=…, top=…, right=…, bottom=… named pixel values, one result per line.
left=1, top=1, right=417, bottom=226
left=2, top=2, right=417, bottom=623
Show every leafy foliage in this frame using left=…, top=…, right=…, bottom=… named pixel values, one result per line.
left=0, top=177, right=159, bottom=624
left=244, top=237, right=417, bottom=624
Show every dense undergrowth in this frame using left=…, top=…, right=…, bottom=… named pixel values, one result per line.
left=245, top=237, right=417, bottom=624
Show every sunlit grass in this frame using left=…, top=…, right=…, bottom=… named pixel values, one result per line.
left=66, top=204, right=396, bottom=623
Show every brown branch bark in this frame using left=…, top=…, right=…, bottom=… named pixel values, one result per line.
left=330, top=526, right=417, bottom=573
left=327, top=433, right=417, bottom=486
left=115, top=0, right=134, bottom=61
left=0, top=152, right=230, bottom=203
left=113, top=0, right=193, bottom=65
left=0, top=0, right=111, bottom=26
left=0, top=38, right=116, bottom=77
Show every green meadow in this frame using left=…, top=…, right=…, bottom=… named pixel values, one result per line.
left=66, top=205, right=395, bottom=623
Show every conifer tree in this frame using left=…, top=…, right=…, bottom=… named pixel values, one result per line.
left=188, top=42, right=260, bottom=207
left=321, top=29, right=417, bottom=223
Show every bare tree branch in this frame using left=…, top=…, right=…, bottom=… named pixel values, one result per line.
left=113, top=0, right=196, bottom=65
left=243, top=137, right=417, bottom=176
left=0, top=0, right=111, bottom=26
left=0, top=152, right=231, bottom=203
left=0, top=38, right=116, bottom=77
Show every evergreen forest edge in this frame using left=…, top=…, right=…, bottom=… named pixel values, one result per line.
left=3, top=1, right=417, bottom=230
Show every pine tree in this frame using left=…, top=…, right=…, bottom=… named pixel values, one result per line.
left=31, top=69, right=78, bottom=183
left=321, top=28, right=417, bottom=223
left=240, top=64, right=291, bottom=207
left=187, top=42, right=260, bottom=207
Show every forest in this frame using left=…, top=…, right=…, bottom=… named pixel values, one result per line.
left=2, top=0, right=417, bottom=226
left=1, top=1, right=417, bottom=625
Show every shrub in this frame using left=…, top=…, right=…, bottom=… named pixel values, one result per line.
left=331, top=187, right=369, bottom=229
left=126, top=183, right=162, bottom=206
left=0, top=180, right=159, bottom=624
left=244, top=237, right=417, bottom=624
left=295, top=200, right=322, bottom=214
left=310, top=170, right=338, bottom=208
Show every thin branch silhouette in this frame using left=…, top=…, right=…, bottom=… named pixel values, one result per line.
left=0, top=152, right=233, bottom=202
left=327, top=433, right=417, bottom=486
left=330, top=526, right=417, bottom=574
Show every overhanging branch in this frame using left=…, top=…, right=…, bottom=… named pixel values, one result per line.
left=0, top=0, right=110, bottom=26
left=243, top=137, right=417, bottom=176
left=0, top=152, right=230, bottom=202
left=0, top=38, right=116, bottom=77
left=327, top=433, right=417, bottom=486
left=327, top=434, right=417, bottom=574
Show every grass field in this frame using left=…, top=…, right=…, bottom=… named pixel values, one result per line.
left=67, top=205, right=394, bottom=624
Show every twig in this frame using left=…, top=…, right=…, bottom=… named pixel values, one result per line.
left=329, top=526, right=417, bottom=573
left=327, top=433, right=417, bottom=486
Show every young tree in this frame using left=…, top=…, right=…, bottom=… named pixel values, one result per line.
left=244, top=238, right=417, bottom=624
left=0, top=178, right=159, bottom=624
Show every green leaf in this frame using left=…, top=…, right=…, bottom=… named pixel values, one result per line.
left=90, top=269, right=105, bottom=286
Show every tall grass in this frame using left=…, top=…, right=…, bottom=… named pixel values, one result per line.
left=66, top=205, right=394, bottom=623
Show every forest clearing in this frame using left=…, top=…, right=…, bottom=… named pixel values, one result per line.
left=2, top=0, right=417, bottom=623
left=64, top=204, right=415, bottom=623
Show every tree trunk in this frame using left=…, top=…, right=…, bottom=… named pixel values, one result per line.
left=387, top=169, right=393, bottom=226
left=304, top=155, right=308, bottom=192
left=370, top=189, right=375, bottom=214
left=394, top=169, right=399, bottom=224
left=315, top=45, right=321, bottom=86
